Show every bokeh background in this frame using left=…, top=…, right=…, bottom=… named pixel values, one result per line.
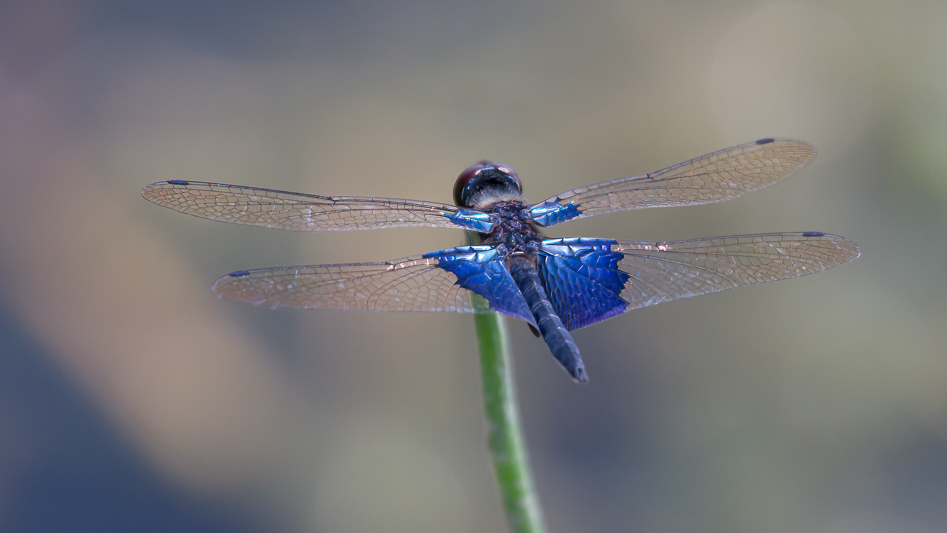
left=1, top=1, right=945, bottom=532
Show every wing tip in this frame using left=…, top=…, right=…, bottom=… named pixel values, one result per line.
left=789, top=232, right=861, bottom=269
left=211, top=274, right=238, bottom=297
left=211, top=272, right=271, bottom=306
left=750, top=136, right=817, bottom=164
left=776, top=136, right=817, bottom=163
left=141, top=180, right=191, bottom=203
left=804, top=232, right=860, bottom=262
left=834, top=236, right=861, bottom=262
left=140, top=182, right=158, bottom=199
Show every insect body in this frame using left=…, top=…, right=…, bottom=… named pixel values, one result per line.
left=142, top=138, right=859, bottom=382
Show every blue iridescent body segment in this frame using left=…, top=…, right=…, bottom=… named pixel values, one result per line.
left=143, top=138, right=860, bottom=382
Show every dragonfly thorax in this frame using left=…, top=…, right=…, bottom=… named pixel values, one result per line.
left=482, top=200, right=543, bottom=256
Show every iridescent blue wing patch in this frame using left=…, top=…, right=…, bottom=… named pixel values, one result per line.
left=613, top=232, right=860, bottom=309
left=142, top=180, right=496, bottom=232
left=528, top=139, right=816, bottom=226
left=536, top=238, right=630, bottom=330
left=212, top=245, right=534, bottom=325
left=424, top=245, right=535, bottom=325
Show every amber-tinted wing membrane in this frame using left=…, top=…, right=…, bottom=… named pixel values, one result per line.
left=532, top=138, right=816, bottom=224
left=141, top=180, right=475, bottom=231
left=614, top=232, right=859, bottom=310
left=212, top=254, right=482, bottom=312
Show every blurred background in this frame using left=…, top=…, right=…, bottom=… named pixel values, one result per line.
left=0, top=1, right=944, bottom=532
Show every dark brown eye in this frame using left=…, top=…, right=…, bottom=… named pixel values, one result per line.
left=494, top=165, right=519, bottom=182
left=453, top=164, right=486, bottom=206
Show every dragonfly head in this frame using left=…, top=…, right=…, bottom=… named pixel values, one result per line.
left=453, top=161, right=523, bottom=208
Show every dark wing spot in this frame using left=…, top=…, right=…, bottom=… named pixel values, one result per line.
left=168, top=180, right=190, bottom=185
left=228, top=270, right=251, bottom=277
left=755, top=138, right=775, bottom=145
left=802, top=231, right=826, bottom=237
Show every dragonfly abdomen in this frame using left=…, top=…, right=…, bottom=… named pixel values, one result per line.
left=508, top=256, right=588, bottom=382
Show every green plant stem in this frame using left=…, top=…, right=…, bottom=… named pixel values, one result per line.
left=474, top=307, right=547, bottom=533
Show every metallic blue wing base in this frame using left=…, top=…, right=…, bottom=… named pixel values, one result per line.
left=537, top=238, right=630, bottom=330
left=527, top=199, right=582, bottom=226
left=444, top=209, right=497, bottom=233
left=424, top=245, right=535, bottom=326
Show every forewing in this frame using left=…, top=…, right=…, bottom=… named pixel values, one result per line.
left=142, top=180, right=494, bottom=232
left=529, top=138, right=816, bottom=226
left=212, top=246, right=534, bottom=324
left=614, top=232, right=859, bottom=310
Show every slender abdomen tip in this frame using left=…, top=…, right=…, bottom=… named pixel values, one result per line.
left=573, top=365, right=589, bottom=383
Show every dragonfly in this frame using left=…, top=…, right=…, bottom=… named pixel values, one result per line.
left=142, top=138, right=859, bottom=382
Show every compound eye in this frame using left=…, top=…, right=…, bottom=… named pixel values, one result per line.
left=453, top=163, right=486, bottom=206
left=495, top=165, right=520, bottom=184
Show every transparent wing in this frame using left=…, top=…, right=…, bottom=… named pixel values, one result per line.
left=142, top=180, right=488, bottom=232
left=212, top=254, right=483, bottom=312
left=211, top=245, right=535, bottom=324
left=614, top=232, right=859, bottom=310
left=529, top=138, right=816, bottom=225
